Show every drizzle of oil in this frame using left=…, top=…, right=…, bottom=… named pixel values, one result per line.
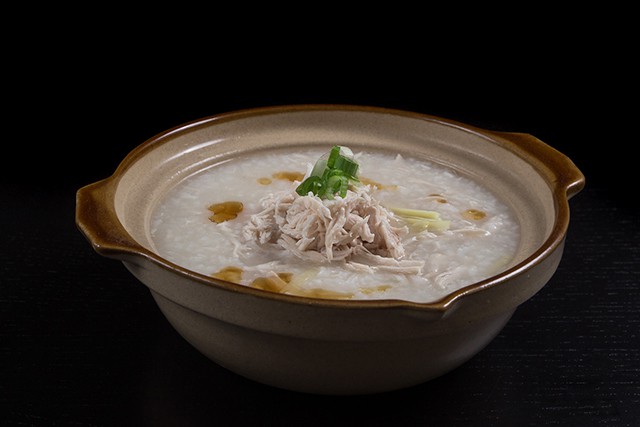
left=359, top=284, right=392, bottom=295
left=359, top=176, right=397, bottom=190
left=429, top=193, right=448, bottom=203
left=462, top=208, right=487, bottom=220
left=257, top=171, right=305, bottom=185
left=207, top=201, right=243, bottom=223
left=272, top=171, right=305, bottom=182
left=251, top=271, right=353, bottom=300
left=211, top=266, right=243, bottom=283
left=212, top=266, right=354, bottom=300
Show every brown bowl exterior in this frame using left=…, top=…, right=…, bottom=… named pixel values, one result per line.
left=76, top=105, right=584, bottom=394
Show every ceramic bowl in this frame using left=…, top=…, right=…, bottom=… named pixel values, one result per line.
left=76, top=105, right=584, bottom=395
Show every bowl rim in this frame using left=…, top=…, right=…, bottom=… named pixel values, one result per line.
left=76, top=104, right=585, bottom=312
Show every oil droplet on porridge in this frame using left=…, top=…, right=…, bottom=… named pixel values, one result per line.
left=360, top=176, right=398, bottom=190
left=359, top=284, right=392, bottom=295
left=257, top=171, right=305, bottom=185
left=251, top=271, right=353, bottom=299
left=272, top=171, right=305, bottom=182
left=208, top=201, right=244, bottom=223
left=429, top=193, right=448, bottom=203
left=462, top=208, right=487, bottom=220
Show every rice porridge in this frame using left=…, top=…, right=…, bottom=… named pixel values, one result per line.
left=150, top=147, right=520, bottom=303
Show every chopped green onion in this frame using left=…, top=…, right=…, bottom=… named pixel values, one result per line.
left=333, top=155, right=359, bottom=178
left=295, top=175, right=323, bottom=196
left=295, top=145, right=360, bottom=199
left=326, top=145, right=342, bottom=168
left=325, top=174, right=348, bottom=199
left=310, top=158, right=327, bottom=178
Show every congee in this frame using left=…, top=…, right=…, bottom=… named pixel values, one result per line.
left=150, top=146, right=520, bottom=302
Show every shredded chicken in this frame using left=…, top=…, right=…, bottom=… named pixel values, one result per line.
left=243, top=184, right=424, bottom=274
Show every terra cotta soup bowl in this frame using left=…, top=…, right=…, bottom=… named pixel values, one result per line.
left=76, top=105, right=584, bottom=395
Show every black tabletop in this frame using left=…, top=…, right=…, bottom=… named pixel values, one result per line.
left=2, top=83, right=638, bottom=426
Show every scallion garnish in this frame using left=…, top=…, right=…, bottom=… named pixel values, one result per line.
left=296, top=145, right=360, bottom=199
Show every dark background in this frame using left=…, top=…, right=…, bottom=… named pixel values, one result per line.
left=2, top=44, right=638, bottom=426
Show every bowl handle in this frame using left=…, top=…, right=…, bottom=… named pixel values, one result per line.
left=489, top=131, right=586, bottom=199
left=75, top=178, right=148, bottom=260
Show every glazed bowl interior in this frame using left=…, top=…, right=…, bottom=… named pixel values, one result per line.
left=115, top=107, right=554, bottom=291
